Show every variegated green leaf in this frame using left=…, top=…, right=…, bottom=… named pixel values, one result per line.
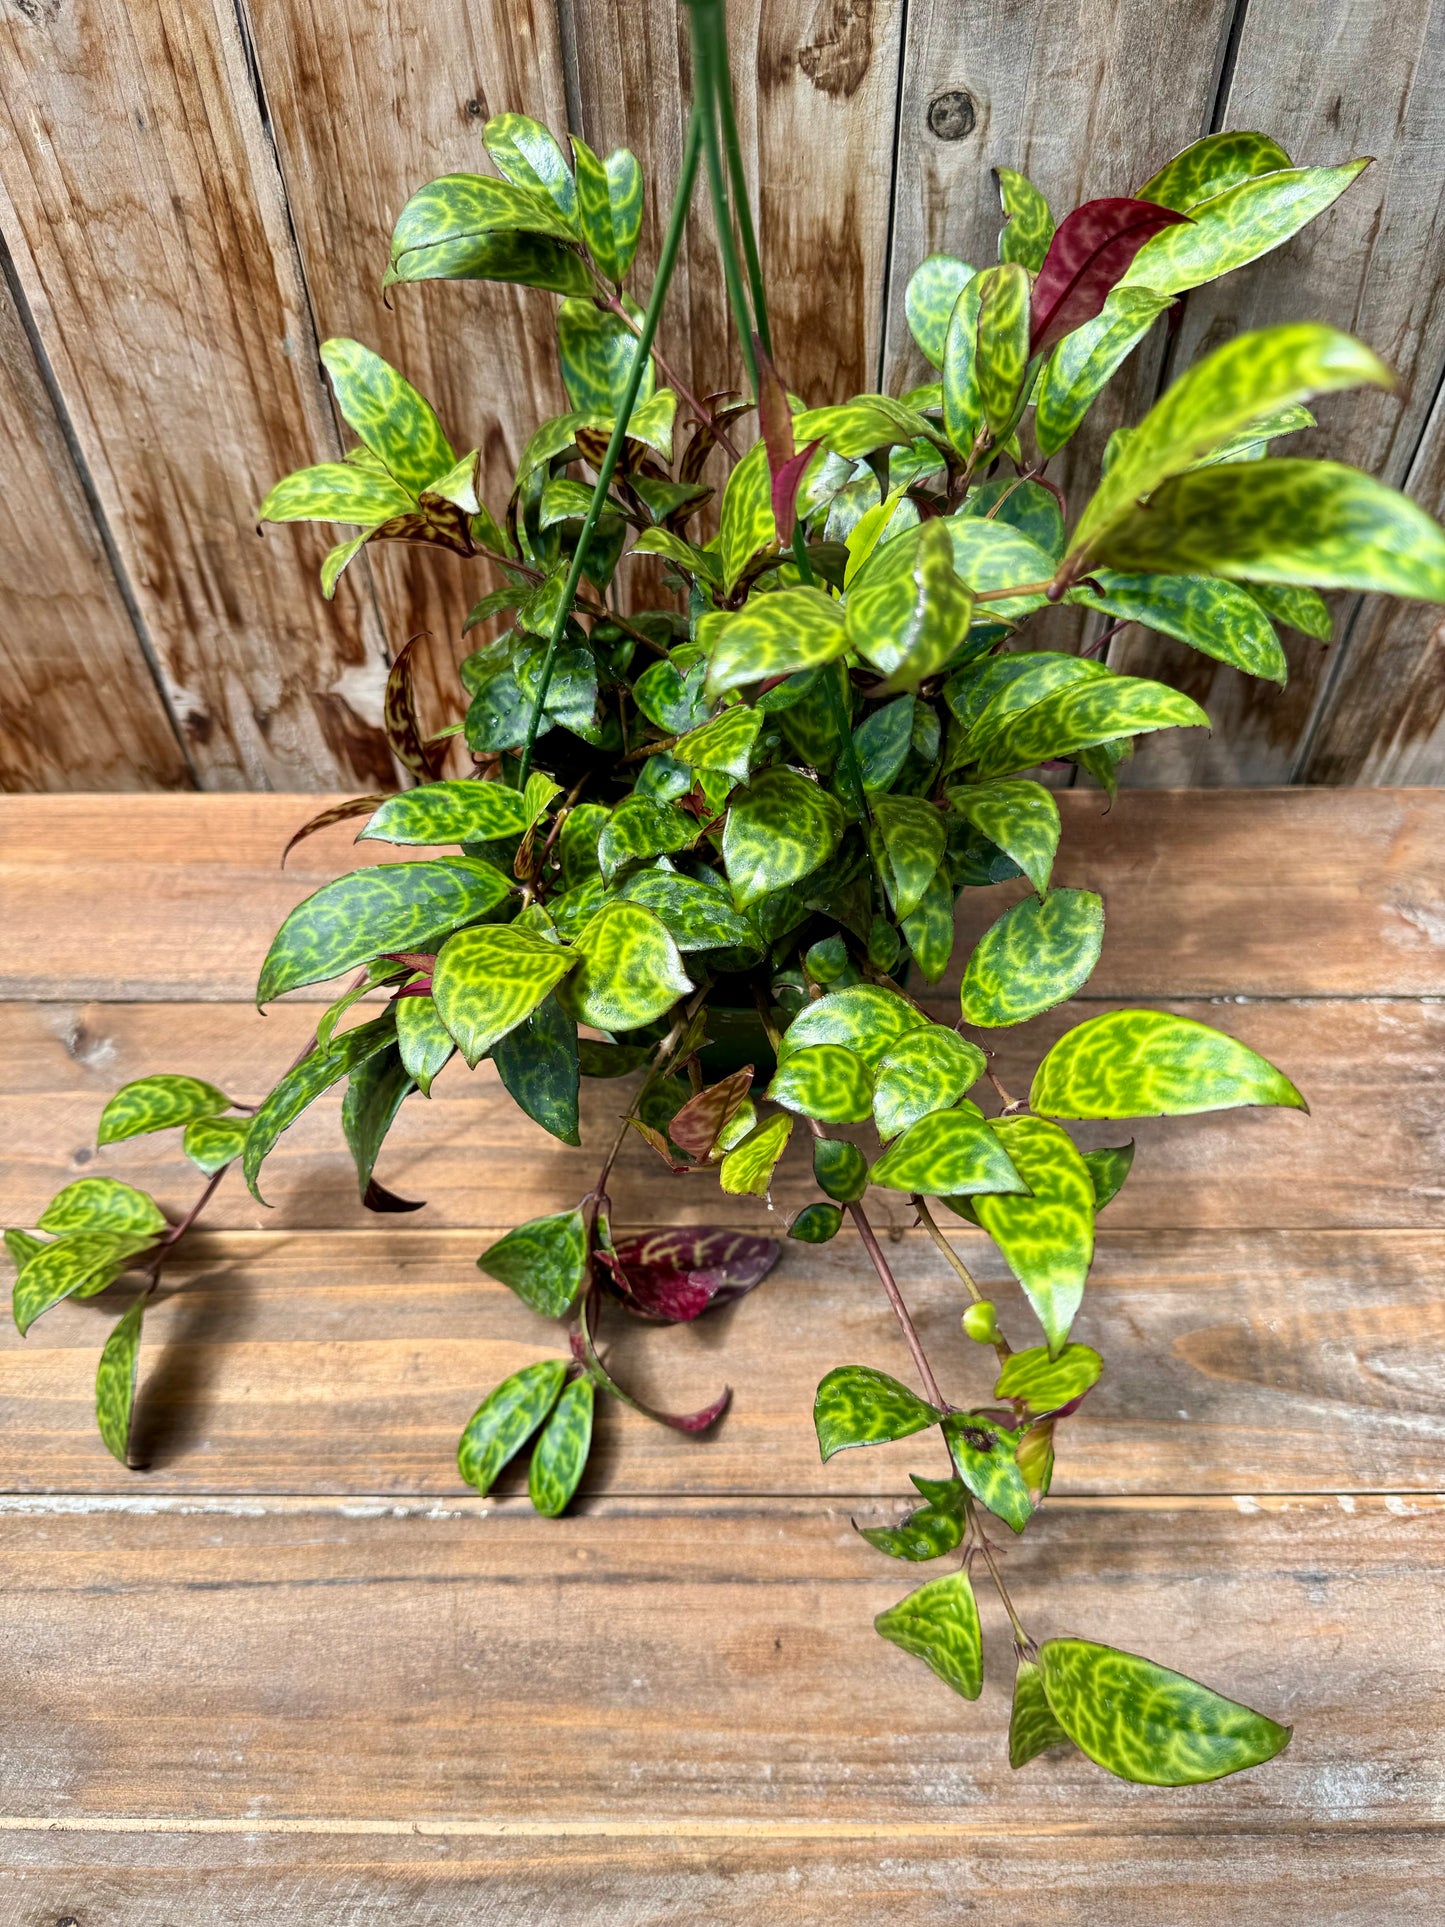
left=1136, top=131, right=1293, bottom=213
left=630, top=527, right=721, bottom=579
left=973, top=1116, right=1095, bottom=1354
left=844, top=520, right=973, bottom=685
left=387, top=170, right=581, bottom=281
left=788, top=1202, right=843, bottom=1243
left=1084, top=1141, right=1135, bottom=1209
left=1031, top=1008, right=1306, bottom=1119
left=718, top=1112, right=794, bottom=1197
left=780, top=981, right=927, bottom=1071
left=1010, top=1657, right=1075, bottom=1768
left=572, top=136, right=642, bottom=282
left=872, top=1027, right=986, bottom=1141
left=793, top=397, right=939, bottom=462
left=1121, top=158, right=1369, bottom=298
left=870, top=795, right=946, bottom=920
left=1188, top=400, right=1314, bottom=468
left=556, top=296, right=655, bottom=415
left=243, top=1017, right=397, bottom=1205
left=557, top=901, right=692, bottom=1030
left=457, top=1359, right=568, bottom=1496
left=906, top=254, right=976, bottom=369
left=900, top=864, right=955, bottom=982
left=360, top=781, right=530, bottom=846
left=258, top=461, right=414, bottom=528
left=673, top=705, right=763, bottom=786
left=257, top=857, right=512, bottom=1005
left=1092, top=460, right=1445, bottom=602
left=596, top=798, right=695, bottom=880
left=996, top=167, right=1054, bottom=271
left=1033, top=287, right=1175, bottom=458
left=432, top=924, right=578, bottom=1067
left=974, top=262, right=1031, bottom=436
left=4, top=1230, right=43, bottom=1271
left=851, top=694, right=914, bottom=794
left=956, top=477, right=1065, bottom=562
left=703, top=587, right=847, bottom=700
left=616, top=870, right=756, bottom=952
left=876, top=1569, right=983, bottom=1699
left=718, top=440, right=778, bottom=590
left=98, top=1074, right=231, bottom=1146
left=766, top=1043, right=873, bottom=1124
left=961, top=888, right=1104, bottom=1027
left=1071, top=570, right=1288, bottom=683
left=394, top=991, right=456, bottom=1097
left=723, top=768, right=845, bottom=909
left=858, top=1487, right=966, bottom=1562
left=319, top=339, right=455, bottom=499
left=870, top=1108, right=1027, bottom=1198
left=492, top=993, right=581, bottom=1147
left=942, top=517, right=1057, bottom=619
left=14, top=1230, right=156, bottom=1336
left=634, top=653, right=711, bottom=733
left=528, top=1374, right=595, bottom=1516
left=943, top=1410, right=1033, bottom=1532
left=320, top=531, right=372, bottom=598
left=996, top=1341, right=1103, bottom=1415
left=1039, top=1639, right=1292, bottom=1785
left=1246, top=581, right=1332, bottom=640
left=942, top=273, right=985, bottom=456
left=478, top=1208, right=588, bottom=1319
left=95, top=1295, right=146, bottom=1464
left=484, top=113, right=576, bottom=221
left=38, top=1179, right=166, bottom=1239
left=813, top=1134, right=868, bottom=1203
left=814, top=1365, right=942, bottom=1460
left=1072, top=323, right=1392, bottom=557
left=950, top=779, right=1060, bottom=896
left=182, top=1113, right=251, bottom=1176
left=388, top=224, right=592, bottom=296
left=971, top=675, right=1209, bottom=781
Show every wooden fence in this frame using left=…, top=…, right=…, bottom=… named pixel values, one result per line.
left=2, top=0, right=1442, bottom=792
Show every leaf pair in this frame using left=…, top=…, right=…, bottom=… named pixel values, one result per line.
left=456, top=1359, right=595, bottom=1517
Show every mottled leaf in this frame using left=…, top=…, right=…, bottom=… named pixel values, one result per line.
left=492, top=994, right=582, bottom=1147
left=845, top=521, right=973, bottom=685
left=950, top=779, right=1059, bottom=897
left=634, top=654, right=712, bottom=732
left=767, top=1043, right=873, bottom=1124
left=360, top=781, right=529, bottom=847
left=97, top=1075, right=231, bottom=1146
left=597, top=798, right=695, bottom=880
left=961, top=888, right=1104, bottom=1027
left=942, top=273, right=985, bottom=456
left=870, top=794, right=947, bottom=920
left=900, top=865, right=955, bottom=982
left=478, top=1209, right=588, bottom=1319
left=528, top=1374, right=594, bottom=1517
left=182, top=1113, right=251, bottom=1177
left=996, top=167, right=1054, bottom=271
left=673, top=705, right=763, bottom=786
left=95, top=1296, right=146, bottom=1465
left=942, top=517, right=1058, bottom=619
left=718, top=440, right=778, bottom=589
left=257, top=461, right=413, bottom=528
left=996, top=1341, right=1103, bottom=1415
left=973, top=1116, right=1095, bottom=1355
left=906, top=254, right=976, bottom=369
left=1039, top=1638, right=1292, bottom=1785
left=779, top=982, right=927, bottom=1071
left=1010, top=1657, right=1074, bottom=1768
left=870, top=1108, right=1027, bottom=1198
left=723, top=769, right=845, bottom=910
left=556, top=296, right=655, bottom=415
left=1071, top=570, right=1287, bottom=683
left=858, top=1494, right=966, bottom=1562
left=703, top=586, right=847, bottom=700
left=14, top=1231, right=156, bottom=1336
left=1083, top=1140, right=1135, bottom=1209
left=319, top=338, right=454, bottom=498
left=1136, top=131, right=1293, bottom=213
left=483, top=113, right=577, bottom=223
left=943, top=1410, right=1034, bottom=1531
left=1031, top=1008, right=1306, bottom=1119
left=814, top=1365, right=942, bottom=1460
left=971, top=674, right=1208, bottom=780
left=873, top=1027, right=986, bottom=1141
left=387, top=171, right=582, bottom=282
left=557, top=901, right=692, bottom=1031
left=243, top=1017, right=397, bottom=1205
left=616, top=869, right=756, bottom=952
left=456, top=1359, right=568, bottom=1495
left=1246, top=581, right=1332, bottom=641
left=876, top=1568, right=983, bottom=1699
left=431, top=924, right=577, bottom=1067
left=395, top=990, right=457, bottom=1096
left=974, top=262, right=1032, bottom=436
left=814, top=1134, right=868, bottom=1203
left=38, top=1179, right=167, bottom=1239
left=573, top=136, right=643, bottom=282
left=384, top=633, right=444, bottom=783
left=789, top=1202, right=843, bottom=1243
left=1033, top=286, right=1175, bottom=457
left=669, top=1070, right=754, bottom=1162
left=717, top=1112, right=794, bottom=1197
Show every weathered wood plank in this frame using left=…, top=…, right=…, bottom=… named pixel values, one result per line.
left=3, top=994, right=1437, bottom=1232
left=1, top=1227, right=1440, bottom=1498
left=0, top=1497, right=1438, bottom=1828
left=243, top=0, right=572, bottom=723
left=0, top=0, right=395, bottom=788
left=1, top=1823, right=1438, bottom=1927
left=0, top=257, right=190, bottom=793
left=1114, top=0, right=1445, bottom=786
left=2, top=789, right=1439, bottom=1001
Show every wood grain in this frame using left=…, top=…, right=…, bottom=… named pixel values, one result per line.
left=2, top=1823, right=1439, bottom=1927
left=1, top=1226, right=1440, bottom=1498
left=1114, top=0, right=1445, bottom=786
left=0, top=1497, right=1439, bottom=1827
left=2, top=789, right=1439, bottom=1001
left=0, top=0, right=395, bottom=788
left=0, top=257, right=190, bottom=793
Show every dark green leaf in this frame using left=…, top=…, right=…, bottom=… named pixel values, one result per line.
left=870, top=1109, right=1027, bottom=1198
left=493, top=994, right=582, bottom=1146
left=97, top=1074, right=231, bottom=1146
left=1031, top=1009, right=1306, bottom=1118
left=340, top=1044, right=416, bottom=1205
left=1039, top=1638, right=1292, bottom=1785
left=37, top=1179, right=167, bottom=1239
left=95, top=1297, right=146, bottom=1464
left=528, top=1373, right=595, bottom=1516
left=577, top=1038, right=653, bottom=1078
left=788, top=1202, right=843, bottom=1243
left=961, top=888, right=1104, bottom=1027
left=258, top=858, right=511, bottom=1005
left=813, top=1135, right=868, bottom=1203
left=456, top=1359, right=569, bottom=1495
left=876, top=1568, right=983, bottom=1698
left=478, top=1209, right=588, bottom=1319
left=1083, top=1140, right=1135, bottom=1209
left=974, top=1116, right=1096, bottom=1355
left=813, top=1365, right=942, bottom=1460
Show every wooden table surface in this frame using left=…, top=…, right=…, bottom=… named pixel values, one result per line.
left=0, top=788, right=1442, bottom=1923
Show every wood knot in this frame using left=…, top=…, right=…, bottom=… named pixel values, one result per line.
left=928, top=89, right=977, bottom=141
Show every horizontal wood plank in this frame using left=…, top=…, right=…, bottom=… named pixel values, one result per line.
left=0, top=1497, right=1438, bottom=1829
left=2, top=789, right=1442, bottom=1001
left=1, top=1823, right=1439, bottom=1926
left=1, top=1227, right=1440, bottom=1498
left=2, top=994, right=1437, bottom=1232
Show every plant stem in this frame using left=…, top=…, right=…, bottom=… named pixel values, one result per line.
left=965, top=1495, right=1032, bottom=1648
left=846, top=1197, right=947, bottom=1410
left=688, top=3, right=759, bottom=398
left=518, top=107, right=704, bottom=787
left=700, top=0, right=772, bottom=360
left=911, top=1195, right=1012, bottom=1368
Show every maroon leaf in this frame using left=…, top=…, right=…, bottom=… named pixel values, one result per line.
left=755, top=338, right=820, bottom=550
left=279, top=794, right=389, bottom=868
left=668, top=1066, right=754, bottom=1162
left=391, top=979, right=434, bottom=999
left=601, top=1227, right=779, bottom=1324
left=384, top=633, right=444, bottom=782
left=380, top=951, right=439, bottom=974
left=578, top=1291, right=732, bottom=1431
left=1030, top=198, right=1191, bottom=357
left=362, top=1176, right=426, bottom=1213
left=770, top=439, right=822, bottom=550
left=679, top=398, right=752, bottom=485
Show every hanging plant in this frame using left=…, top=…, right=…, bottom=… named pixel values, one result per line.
left=11, top=0, right=1445, bottom=1788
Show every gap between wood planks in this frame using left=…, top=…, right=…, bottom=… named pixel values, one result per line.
left=0, top=1494, right=1436, bottom=1515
